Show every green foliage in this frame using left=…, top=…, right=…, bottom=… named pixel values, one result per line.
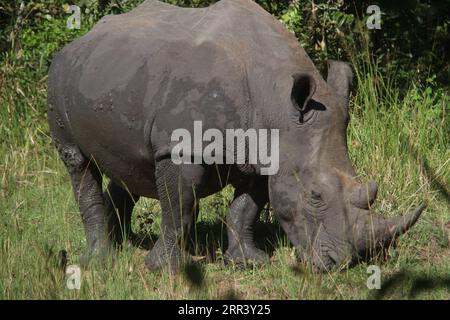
left=346, top=0, right=450, bottom=88
left=20, top=18, right=86, bottom=71
left=278, top=0, right=355, bottom=71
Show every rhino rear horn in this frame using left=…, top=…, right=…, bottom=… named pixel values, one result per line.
left=327, top=60, right=353, bottom=99
left=350, top=180, right=378, bottom=209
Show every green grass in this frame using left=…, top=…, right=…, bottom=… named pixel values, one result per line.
left=1, top=42, right=449, bottom=299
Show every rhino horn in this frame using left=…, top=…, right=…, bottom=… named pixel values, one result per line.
left=386, top=203, right=427, bottom=238
left=368, top=203, right=426, bottom=246
left=350, top=180, right=378, bottom=209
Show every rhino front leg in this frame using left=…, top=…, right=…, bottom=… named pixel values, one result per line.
left=145, top=159, right=204, bottom=272
left=224, top=177, right=269, bottom=267
left=104, top=181, right=139, bottom=247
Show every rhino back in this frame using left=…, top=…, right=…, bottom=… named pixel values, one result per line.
left=47, top=0, right=325, bottom=195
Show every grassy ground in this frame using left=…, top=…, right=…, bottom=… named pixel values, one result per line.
left=1, top=42, right=449, bottom=299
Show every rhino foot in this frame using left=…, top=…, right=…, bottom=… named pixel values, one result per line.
left=144, top=237, right=192, bottom=274
left=79, top=242, right=115, bottom=268
left=224, top=244, right=269, bottom=268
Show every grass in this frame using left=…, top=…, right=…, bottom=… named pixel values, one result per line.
left=1, top=33, right=449, bottom=300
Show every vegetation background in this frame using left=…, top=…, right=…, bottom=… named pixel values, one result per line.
left=0, top=0, right=449, bottom=299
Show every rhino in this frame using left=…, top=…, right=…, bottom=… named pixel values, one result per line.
left=47, top=0, right=425, bottom=272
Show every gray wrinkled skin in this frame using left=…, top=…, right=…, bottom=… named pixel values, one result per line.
left=47, top=0, right=425, bottom=272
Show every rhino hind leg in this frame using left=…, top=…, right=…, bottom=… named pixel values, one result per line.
left=224, top=177, right=269, bottom=267
left=145, top=159, right=205, bottom=273
left=55, top=143, right=112, bottom=266
left=104, top=181, right=140, bottom=248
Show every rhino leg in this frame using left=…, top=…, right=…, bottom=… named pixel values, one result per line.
left=145, top=159, right=204, bottom=272
left=104, top=181, right=140, bottom=247
left=56, top=143, right=111, bottom=265
left=224, top=177, right=269, bottom=267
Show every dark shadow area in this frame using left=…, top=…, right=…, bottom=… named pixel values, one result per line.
left=371, top=269, right=450, bottom=299
left=128, top=232, right=158, bottom=251
left=400, top=134, right=450, bottom=205
left=371, top=270, right=408, bottom=299
left=187, top=219, right=286, bottom=263
left=421, top=158, right=450, bottom=205
left=409, top=276, right=450, bottom=299
left=132, top=218, right=287, bottom=263
left=347, top=0, right=450, bottom=88
left=183, top=261, right=205, bottom=289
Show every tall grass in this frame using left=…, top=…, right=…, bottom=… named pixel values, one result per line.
left=0, top=12, right=449, bottom=300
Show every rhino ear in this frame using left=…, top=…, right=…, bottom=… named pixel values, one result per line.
left=326, top=60, right=353, bottom=99
left=291, top=73, right=316, bottom=112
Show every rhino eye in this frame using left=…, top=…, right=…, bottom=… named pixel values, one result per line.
left=311, top=190, right=323, bottom=205
left=311, top=190, right=322, bottom=199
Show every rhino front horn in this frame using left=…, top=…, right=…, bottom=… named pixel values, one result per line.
left=350, top=180, right=378, bottom=209
left=368, top=203, right=426, bottom=248
left=387, top=203, right=427, bottom=237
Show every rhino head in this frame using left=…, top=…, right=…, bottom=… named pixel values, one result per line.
left=268, top=60, right=425, bottom=272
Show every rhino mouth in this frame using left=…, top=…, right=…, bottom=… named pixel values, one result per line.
left=311, top=251, right=339, bottom=272
left=310, top=236, right=352, bottom=272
